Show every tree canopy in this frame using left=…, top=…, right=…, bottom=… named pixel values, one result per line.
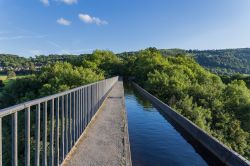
left=0, top=48, right=249, bottom=162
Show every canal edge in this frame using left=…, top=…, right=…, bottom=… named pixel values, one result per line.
left=132, top=82, right=250, bottom=166
left=121, top=80, right=133, bottom=166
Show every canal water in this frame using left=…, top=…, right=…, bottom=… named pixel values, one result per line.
left=124, top=83, right=209, bottom=166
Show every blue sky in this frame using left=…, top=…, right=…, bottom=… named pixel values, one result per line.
left=0, top=0, right=250, bottom=57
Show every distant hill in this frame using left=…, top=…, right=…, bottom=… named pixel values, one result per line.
left=160, top=48, right=250, bottom=75
left=0, top=54, right=87, bottom=74
left=1, top=48, right=250, bottom=75
left=187, top=48, right=250, bottom=75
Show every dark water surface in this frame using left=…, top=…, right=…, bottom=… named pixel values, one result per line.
left=124, top=84, right=209, bottom=166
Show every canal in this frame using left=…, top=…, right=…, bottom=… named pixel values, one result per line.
left=124, top=83, right=210, bottom=166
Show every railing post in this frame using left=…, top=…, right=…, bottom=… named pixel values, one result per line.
left=80, top=89, right=83, bottom=133
left=50, top=99, right=54, bottom=166
left=84, top=87, right=87, bottom=129
left=35, top=104, right=41, bottom=166
left=91, top=85, right=93, bottom=119
left=25, top=107, right=30, bottom=166
left=79, top=89, right=81, bottom=135
left=69, top=93, right=72, bottom=149
left=65, top=94, right=68, bottom=155
left=72, top=92, right=75, bottom=145
left=55, top=98, right=59, bottom=166
left=43, top=101, right=47, bottom=166
left=61, top=96, right=65, bottom=162
left=0, top=118, right=2, bottom=166
left=12, top=112, right=18, bottom=166
left=81, top=88, right=84, bottom=133
left=75, top=91, right=78, bottom=140
left=88, top=86, right=91, bottom=124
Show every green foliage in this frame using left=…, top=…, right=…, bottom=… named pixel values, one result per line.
left=175, top=96, right=212, bottom=130
left=123, top=48, right=250, bottom=159
left=0, top=80, right=3, bottom=88
left=1, top=48, right=250, bottom=161
left=120, top=48, right=250, bottom=75
left=7, top=70, right=16, bottom=79
left=221, top=73, right=250, bottom=89
left=0, top=62, right=104, bottom=106
left=132, top=48, right=169, bottom=84
left=222, top=80, right=250, bottom=133
left=185, top=48, right=250, bottom=75
left=82, top=50, right=122, bottom=77
left=0, top=75, right=41, bottom=108
left=38, top=62, right=104, bottom=96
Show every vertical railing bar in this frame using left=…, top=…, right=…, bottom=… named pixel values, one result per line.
left=0, top=118, right=1, bottom=166
left=79, top=89, right=82, bottom=136
left=25, top=107, right=30, bottom=166
left=90, top=86, right=92, bottom=123
left=74, top=91, right=77, bottom=141
left=79, top=89, right=81, bottom=136
left=78, top=89, right=82, bottom=137
left=72, top=91, right=75, bottom=145
left=77, top=90, right=79, bottom=139
left=12, top=112, right=18, bottom=166
left=86, top=87, right=88, bottom=126
left=79, top=89, right=81, bottom=134
left=83, top=88, right=87, bottom=130
left=91, top=85, right=94, bottom=119
left=94, top=84, right=97, bottom=114
left=96, top=83, right=97, bottom=113
left=43, top=101, right=47, bottom=166
left=82, top=89, right=84, bottom=133
left=65, top=94, right=68, bottom=155
left=77, top=90, right=81, bottom=139
left=95, top=84, right=97, bottom=113
left=87, top=86, right=89, bottom=124
left=90, top=85, right=92, bottom=121
left=93, top=84, right=95, bottom=115
left=35, top=104, right=41, bottom=166
left=85, top=87, right=87, bottom=129
left=76, top=91, right=78, bottom=140
left=97, top=83, right=100, bottom=109
left=78, top=90, right=80, bottom=136
left=92, top=85, right=94, bottom=119
left=69, top=93, right=72, bottom=149
left=61, top=96, right=65, bottom=162
left=55, top=98, right=59, bottom=166
left=50, top=99, right=54, bottom=166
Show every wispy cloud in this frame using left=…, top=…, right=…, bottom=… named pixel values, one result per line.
left=57, top=18, right=71, bottom=26
left=78, top=13, right=108, bottom=25
left=60, top=0, right=77, bottom=5
left=47, top=41, right=70, bottom=54
left=29, top=49, right=43, bottom=55
left=40, top=0, right=50, bottom=6
left=47, top=41, right=61, bottom=48
left=0, top=35, right=46, bottom=41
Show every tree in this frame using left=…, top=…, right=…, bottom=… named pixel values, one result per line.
left=0, top=80, right=4, bottom=88
left=7, top=70, right=16, bottom=79
left=124, top=48, right=250, bottom=159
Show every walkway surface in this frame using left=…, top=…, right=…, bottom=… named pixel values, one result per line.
left=63, top=81, right=131, bottom=166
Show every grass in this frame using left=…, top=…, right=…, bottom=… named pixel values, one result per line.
left=0, top=75, right=7, bottom=81
left=0, top=74, right=31, bottom=86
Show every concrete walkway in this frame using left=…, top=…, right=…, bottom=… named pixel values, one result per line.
left=62, top=81, right=131, bottom=166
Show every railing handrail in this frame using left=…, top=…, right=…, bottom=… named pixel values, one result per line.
left=0, top=76, right=118, bottom=118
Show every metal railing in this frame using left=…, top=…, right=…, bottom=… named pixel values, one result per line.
left=0, top=76, right=118, bottom=166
